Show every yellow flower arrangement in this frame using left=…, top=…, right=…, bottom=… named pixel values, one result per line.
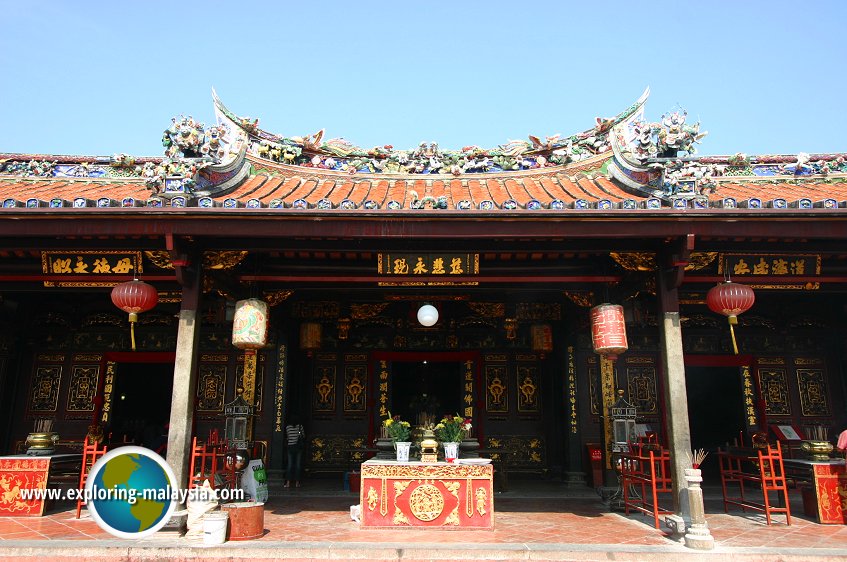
left=434, top=414, right=472, bottom=443
left=383, top=412, right=411, bottom=442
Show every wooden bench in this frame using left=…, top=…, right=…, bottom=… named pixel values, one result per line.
left=619, top=446, right=673, bottom=528
left=718, top=442, right=791, bottom=525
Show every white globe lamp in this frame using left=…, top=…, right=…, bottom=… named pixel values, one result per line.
left=417, top=304, right=439, bottom=327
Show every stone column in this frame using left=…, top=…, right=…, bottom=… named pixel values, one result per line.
left=166, top=263, right=202, bottom=496
left=683, top=468, right=715, bottom=549
left=657, top=260, right=692, bottom=520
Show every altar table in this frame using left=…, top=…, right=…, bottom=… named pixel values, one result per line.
left=0, top=454, right=81, bottom=517
left=359, top=459, right=494, bottom=529
left=782, top=458, right=846, bottom=524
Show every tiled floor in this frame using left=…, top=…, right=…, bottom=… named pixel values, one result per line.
left=0, top=477, right=845, bottom=560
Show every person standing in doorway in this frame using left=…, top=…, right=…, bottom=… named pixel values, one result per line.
left=285, top=416, right=305, bottom=488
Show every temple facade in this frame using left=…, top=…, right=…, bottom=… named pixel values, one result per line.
left=0, top=88, right=845, bottom=502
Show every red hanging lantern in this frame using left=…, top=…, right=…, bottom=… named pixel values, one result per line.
left=590, top=304, right=628, bottom=361
left=707, top=281, right=755, bottom=354
left=110, top=278, right=158, bottom=351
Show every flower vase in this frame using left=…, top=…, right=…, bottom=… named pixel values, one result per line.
left=395, top=441, right=412, bottom=463
left=443, top=441, right=460, bottom=462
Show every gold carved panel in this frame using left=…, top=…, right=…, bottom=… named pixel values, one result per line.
left=313, top=365, right=336, bottom=412
left=516, top=364, right=539, bottom=413
left=484, top=365, right=508, bottom=413
left=29, top=365, right=62, bottom=413
left=344, top=365, right=367, bottom=412
left=65, top=365, right=100, bottom=417
left=197, top=364, right=227, bottom=415
left=625, top=367, right=658, bottom=414
left=797, top=368, right=830, bottom=416
left=758, top=369, right=791, bottom=416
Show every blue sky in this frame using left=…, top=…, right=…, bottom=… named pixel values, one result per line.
left=1, top=1, right=845, bottom=158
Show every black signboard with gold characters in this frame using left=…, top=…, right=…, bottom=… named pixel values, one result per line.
left=41, top=251, right=143, bottom=287
left=719, top=253, right=820, bottom=289
left=378, top=253, right=479, bottom=286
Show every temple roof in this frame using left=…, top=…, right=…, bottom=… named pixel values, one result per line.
left=1, top=89, right=846, bottom=213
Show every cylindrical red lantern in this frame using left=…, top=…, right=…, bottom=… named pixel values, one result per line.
left=232, top=298, right=269, bottom=350
left=110, top=278, right=158, bottom=350
left=590, top=303, right=628, bottom=361
left=707, top=281, right=755, bottom=354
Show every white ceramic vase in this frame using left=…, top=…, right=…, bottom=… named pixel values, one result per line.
left=443, top=441, right=460, bottom=461
left=395, top=441, right=411, bottom=462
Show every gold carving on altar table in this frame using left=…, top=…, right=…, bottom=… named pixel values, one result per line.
left=41, top=250, right=142, bottom=287
left=719, top=253, right=821, bottom=277
left=367, top=487, right=378, bottom=511
left=377, top=253, right=479, bottom=276
left=476, top=487, right=488, bottom=516
left=758, top=369, right=791, bottom=416
left=797, top=369, right=830, bottom=416
left=409, top=484, right=444, bottom=522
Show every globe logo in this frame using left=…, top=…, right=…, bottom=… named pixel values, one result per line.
left=84, top=446, right=177, bottom=539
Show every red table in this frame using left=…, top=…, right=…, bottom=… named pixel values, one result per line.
left=783, top=458, right=846, bottom=524
left=0, top=456, right=51, bottom=516
left=359, top=460, right=494, bottom=529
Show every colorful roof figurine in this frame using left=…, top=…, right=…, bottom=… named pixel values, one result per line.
left=0, top=88, right=845, bottom=211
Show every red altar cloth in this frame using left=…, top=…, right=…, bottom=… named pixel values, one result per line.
left=359, top=460, right=494, bottom=529
left=810, top=461, right=847, bottom=524
left=0, top=457, right=50, bottom=516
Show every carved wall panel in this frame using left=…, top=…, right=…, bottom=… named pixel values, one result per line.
left=484, top=435, right=544, bottom=469
left=758, top=369, right=791, bottom=416
left=484, top=364, right=508, bottom=413
left=516, top=364, right=539, bottom=413
left=196, top=363, right=227, bottom=418
left=797, top=368, right=830, bottom=416
left=28, top=358, right=64, bottom=413
left=344, top=365, right=367, bottom=413
left=313, top=365, right=336, bottom=412
left=65, top=364, right=101, bottom=418
left=625, top=366, right=658, bottom=415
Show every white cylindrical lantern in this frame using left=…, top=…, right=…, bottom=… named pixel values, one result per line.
left=417, top=304, right=439, bottom=327
left=232, top=298, right=269, bottom=350
left=590, top=303, right=628, bottom=361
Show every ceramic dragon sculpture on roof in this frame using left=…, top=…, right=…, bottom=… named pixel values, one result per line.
left=211, top=87, right=651, bottom=177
